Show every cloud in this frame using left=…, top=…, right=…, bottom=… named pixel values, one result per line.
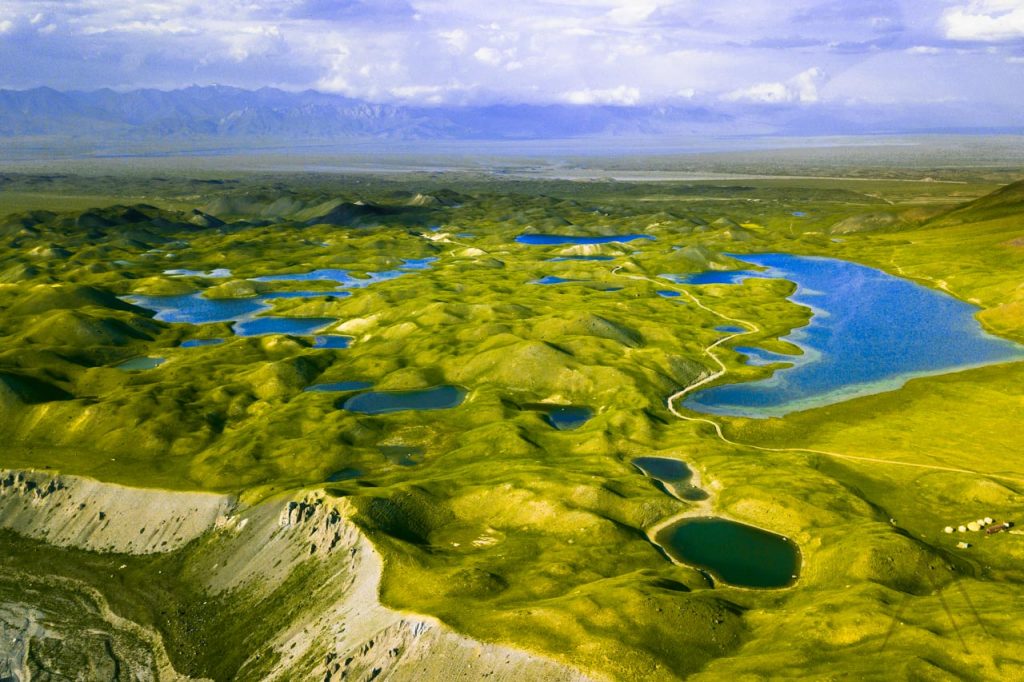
left=562, top=86, right=641, bottom=105
left=439, top=28, right=469, bottom=53
left=723, top=67, right=826, bottom=104
left=473, top=46, right=504, bottom=66
left=944, top=1, right=1024, bottom=41
left=0, top=0, right=1018, bottom=122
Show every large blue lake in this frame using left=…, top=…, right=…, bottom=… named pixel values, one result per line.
left=681, top=253, right=1024, bottom=418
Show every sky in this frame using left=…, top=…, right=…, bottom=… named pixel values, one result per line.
left=1, top=0, right=1023, bottom=115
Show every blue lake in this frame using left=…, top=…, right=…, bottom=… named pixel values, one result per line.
left=253, top=258, right=436, bottom=286
left=524, top=404, right=593, bottom=430
left=682, top=253, right=1024, bottom=418
left=516, top=234, right=655, bottom=246
left=233, top=317, right=333, bottom=337
left=180, top=338, right=224, bottom=348
left=633, top=457, right=708, bottom=502
left=665, top=269, right=765, bottom=286
left=342, top=385, right=466, bottom=415
left=733, top=346, right=795, bottom=367
left=312, top=335, right=353, bottom=349
left=534, top=276, right=578, bottom=285
left=546, top=406, right=592, bottom=430
left=164, top=268, right=232, bottom=278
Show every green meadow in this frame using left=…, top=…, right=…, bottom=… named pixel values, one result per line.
left=2, top=167, right=1023, bottom=680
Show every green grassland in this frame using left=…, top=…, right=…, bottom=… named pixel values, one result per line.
left=1, top=167, right=1023, bottom=680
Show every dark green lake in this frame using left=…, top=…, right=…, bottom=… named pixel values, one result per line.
left=342, top=385, right=466, bottom=415
left=657, top=517, right=800, bottom=588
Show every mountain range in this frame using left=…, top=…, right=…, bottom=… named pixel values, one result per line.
left=1, top=85, right=1021, bottom=146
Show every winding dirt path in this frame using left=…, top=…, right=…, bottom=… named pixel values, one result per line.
left=612, top=265, right=1024, bottom=486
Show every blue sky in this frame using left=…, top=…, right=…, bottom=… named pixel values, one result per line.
left=1, top=0, right=1023, bottom=114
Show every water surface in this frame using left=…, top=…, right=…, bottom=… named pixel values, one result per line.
left=180, top=338, right=224, bottom=348
left=312, top=335, right=352, bottom=349
left=343, top=385, right=466, bottom=415
left=683, top=253, right=1024, bottom=418
left=657, top=517, right=799, bottom=588
left=116, top=357, right=165, bottom=371
left=534, top=276, right=578, bottom=285
left=233, top=317, right=333, bottom=337
left=543, top=406, right=592, bottom=430
left=516, top=234, right=655, bottom=246
left=305, top=380, right=373, bottom=393
left=164, top=268, right=232, bottom=278
left=667, top=268, right=765, bottom=286
left=633, top=457, right=708, bottom=501
left=733, top=346, right=795, bottom=367
left=325, top=468, right=362, bottom=482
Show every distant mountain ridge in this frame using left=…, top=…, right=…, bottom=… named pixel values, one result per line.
left=1, top=85, right=1021, bottom=146
left=0, top=85, right=729, bottom=141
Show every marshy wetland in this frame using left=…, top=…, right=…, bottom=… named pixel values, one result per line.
left=3, top=168, right=1024, bottom=680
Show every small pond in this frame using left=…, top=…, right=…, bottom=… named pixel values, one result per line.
left=325, top=468, right=362, bottom=482
left=180, top=338, right=224, bottom=348
left=657, top=517, right=800, bottom=589
left=516, top=234, right=655, bottom=246
left=164, top=268, right=232, bottom=278
left=311, top=335, right=352, bottom=349
left=523, top=404, right=593, bottom=430
left=116, top=357, right=165, bottom=371
left=342, top=385, right=466, bottom=414
left=380, top=445, right=424, bottom=467
left=233, top=317, right=334, bottom=337
left=534, top=276, right=579, bottom=285
left=253, top=258, right=436, bottom=287
left=305, top=380, right=373, bottom=393
left=632, top=457, right=708, bottom=501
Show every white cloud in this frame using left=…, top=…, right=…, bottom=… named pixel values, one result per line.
left=439, top=28, right=469, bottom=53
left=723, top=67, right=826, bottom=104
left=562, top=85, right=641, bottom=105
left=0, top=0, right=1019, bottom=118
left=607, top=2, right=659, bottom=25
left=944, top=1, right=1024, bottom=41
left=473, top=46, right=503, bottom=66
